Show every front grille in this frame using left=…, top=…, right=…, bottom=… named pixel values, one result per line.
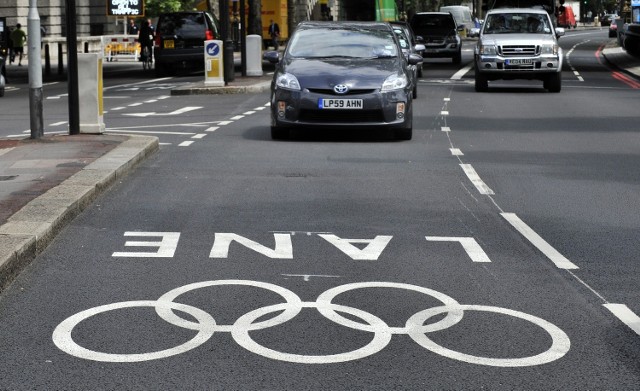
left=499, top=45, right=540, bottom=57
left=299, top=109, right=385, bottom=123
left=307, top=88, right=377, bottom=95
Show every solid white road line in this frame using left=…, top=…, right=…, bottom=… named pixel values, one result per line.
left=501, top=213, right=579, bottom=270
left=604, top=304, right=640, bottom=335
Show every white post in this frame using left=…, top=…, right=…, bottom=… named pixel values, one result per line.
left=77, top=53, right=105, bottom=133
left=246, top=35, right=263, bottom=77
left=28, top=0, right=43, bottom=138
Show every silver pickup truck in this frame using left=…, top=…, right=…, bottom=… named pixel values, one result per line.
left=474, top=8, right=565, bottom=92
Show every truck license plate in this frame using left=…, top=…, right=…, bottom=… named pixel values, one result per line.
left=506, top=59, right=533, bottom=65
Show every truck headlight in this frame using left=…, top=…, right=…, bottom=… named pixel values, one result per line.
left=479, top=44, right=497, bottom=55
left=276, top=72, right=301, bottom=91
left=381, top=74, right=408, bottom=91
left=540, top=43, right=559, bottom=55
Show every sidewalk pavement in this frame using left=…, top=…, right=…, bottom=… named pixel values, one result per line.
left=1, top=42, right=639, bottom=293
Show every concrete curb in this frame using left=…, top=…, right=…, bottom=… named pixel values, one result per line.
left=0, top=135, right=159, bottom=292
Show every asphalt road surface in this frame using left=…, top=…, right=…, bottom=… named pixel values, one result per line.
left=0, top=29, right=639, bottom=389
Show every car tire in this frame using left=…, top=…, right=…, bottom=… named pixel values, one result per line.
left=395, top=127, right=412, bottom=140
left=417, top=66, right=423, bottom=78
left=0, top=87, right=4, bottom=97
left=453, top=51, right=462, bottom=64
left=545, top=73, right=562, bottom=93
left=474, top=66, right=488, bottom=92
left=271, top=126, right=289, bottom=140
left=413, top=84, right=418, bottom=99
left=155, top=62, right=168, bottom=77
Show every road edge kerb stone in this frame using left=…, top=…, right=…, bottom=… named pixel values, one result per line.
left=0, top=135, right=159, bottom=293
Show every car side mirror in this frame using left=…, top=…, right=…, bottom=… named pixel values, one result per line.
left=408, top=53, right=423, bottom=65
left=555, top=27, right=565, bottom=37
left=263, top=51, right=280, bottom=63
left=414, top=44, right=426, bottom=52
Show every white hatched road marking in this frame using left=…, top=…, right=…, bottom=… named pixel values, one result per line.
left=460, top=164, right=495, bottom=195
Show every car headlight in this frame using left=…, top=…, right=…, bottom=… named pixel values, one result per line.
left=479, top=44, right=497, bottom=55
left=275, top=72, right=301, bottom=91
left=540, top=43, right=559, bottom=55
left=446, top=34, right=459, bottom=44
left=381, top=73, right=408, bottom=91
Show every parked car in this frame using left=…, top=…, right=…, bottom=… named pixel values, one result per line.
left=474, top=8, right=565, bottom=92
left=601, top=14, right=618, bottom=27
left=263, top=21, right=421, bottom=140
left=154, top=11, right=221, bottom=76
left=410, top=12, right=463, bottom=64
left=391, top=21, right=426, bottom=98
left=608, top=19, right=619, bottom=37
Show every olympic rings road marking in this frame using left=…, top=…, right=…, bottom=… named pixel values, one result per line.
left=52, top=280, right=571, bottom=366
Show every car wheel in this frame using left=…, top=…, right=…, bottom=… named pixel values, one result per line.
left=413, top=84, right=418, bottom=99
left=417, top=66, right=423, bottom=78
left=453, top=51, right=462, bottom=64
left=395, top=127, right=412, bottom=140
left=545, top=73, right=562, bottom=93
left=474, top=66, right=488, bottom=92
left=155, top=62, right=168, bottom=77
left=271, top=126, right=289, bottom=140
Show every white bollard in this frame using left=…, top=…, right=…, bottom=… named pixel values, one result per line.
left=246, top=35, right=263, bottom=77
left=77, top=53, right=105, bottom=134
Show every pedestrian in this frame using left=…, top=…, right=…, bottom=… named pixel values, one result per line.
left=128, top=19, right=139, bottom=35
left=269, top=19, right=280, bottom=50
left=10, top=23, right=27, bottom=66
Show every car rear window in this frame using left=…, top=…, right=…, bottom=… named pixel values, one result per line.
left=158, top=13, right=207, bottom=39
left=412, top=15, right=456, bottom=30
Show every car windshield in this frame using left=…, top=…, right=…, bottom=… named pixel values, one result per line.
left=483, top=13, right=551, bottom=34
left=288, top=27, right=398, bottom=59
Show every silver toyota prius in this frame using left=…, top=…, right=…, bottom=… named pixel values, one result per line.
left=263, top=21, right=423, bottom=140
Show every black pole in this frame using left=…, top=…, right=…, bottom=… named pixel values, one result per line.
left=220, top=0, right=235, bottom=83
left=240, top=0, right=246, bottom=76
left=44, top=44, right=51, bottom=76
left=65, top=0, right=80, bottom=135
left=57, top=43, right=63, bottom=75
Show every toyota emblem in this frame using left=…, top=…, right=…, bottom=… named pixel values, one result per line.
left=334, top=84, right=349, bottom=94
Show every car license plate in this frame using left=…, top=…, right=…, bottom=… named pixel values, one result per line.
left=506, top=59, right=533, bottom=65
left=164, top=40, right=175, bottom=49
left=318, top=99, right=363, bottom=109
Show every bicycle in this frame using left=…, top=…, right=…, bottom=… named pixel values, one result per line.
left=141, top=45, right=152, bottom=70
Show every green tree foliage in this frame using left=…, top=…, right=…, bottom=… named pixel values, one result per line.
left=145, top=0, right=203, bottom=17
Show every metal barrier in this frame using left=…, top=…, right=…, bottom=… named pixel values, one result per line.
left=102, top=35, right=140, bottom=62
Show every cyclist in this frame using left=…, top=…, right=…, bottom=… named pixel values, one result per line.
left=138, top=19, right=154, bottom=63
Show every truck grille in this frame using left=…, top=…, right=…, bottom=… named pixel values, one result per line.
left=499, top=45, right=540, bottom=56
